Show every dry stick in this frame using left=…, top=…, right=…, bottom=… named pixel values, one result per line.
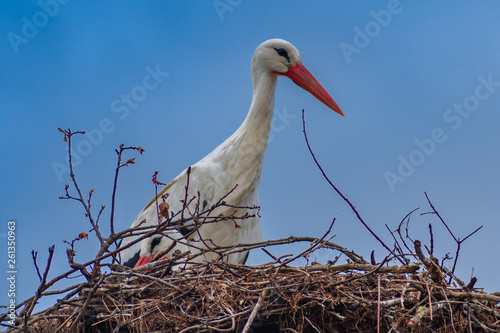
left=423, top=192, right=483, bottom=283
left=181, top=166, right=192, bottom=222
left=428, top=223, right=434, bottom=255
left=31, top=250, right=43, bottom=281
left=304, top=316, right=322, bottom=333
left=95, top=204, right=106, bottom=232
left=112, top=271, right=181, bottom=292
left=377, top=274, right=381, bottom=333
left=222, top=235, right=365, bottom=264
left=424, top=192, right=457, bottom=242
left=301, top=110, right=404, bottom=264
left=261, top=247, right=278, bottom=262
left=110, top=145, right=124, bottom=235
left=109, top=145, right=144, bottom=251
left=423, top=278, right=433, bottom=321
left=241, top=288, right=268, bottom=333
left=58, top=128, right=105, bottom=247
left=65, top=274, right=106, bottom=333
left=396, top=207, right=420, bottom=255
left=464, top=309, right=498, bottom=333
left=278, top=218, right=336, bottom=268
left=152, top=170, right=169, bottom=227
left=384, top=224, right=407, bottom=264
left=21, top=245, right=55, bottom=321
left=446, top=291, right=500, bottom=303
left=441, top=287, right=458, bottom=333
left=303, top=262, right=419, bottom=274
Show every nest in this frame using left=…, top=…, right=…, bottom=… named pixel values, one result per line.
left=4, top=128, right=498, bottom=332
left=6, top=252, right=500, bottom=333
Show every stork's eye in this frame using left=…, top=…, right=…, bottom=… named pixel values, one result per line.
left=274, top=48, right=290, bottom=62
left=150, top=237, right=162, bottom=252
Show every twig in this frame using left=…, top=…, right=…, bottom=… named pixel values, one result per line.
left=58, top=128, right=105, bottom=247
left=377, top=274, right=381, bottom=333
left=278, top=218, right=336, bottom=268
left=31, top=250, right=42, bottom=282
left=424, top=192, right=483, bottom=283
left=428, top=223, right=434, bottom=256
left=241, top=288, right=268, bottom=333
left=396, top=208, right=419, bottom=255
left=65, top=275, right=105, bottom=332
left=180, top=166, right=192, bottom=222
left=424, top=192, right=457, bottom=242
left=301, top=110, right=403, bottom=264
left=221, top=235, right=365, bottom=264
left=261, top=248, right=278, bottom=262
left=110, top=144, right=144, bottom=236
left=112, top=271, right=181, bottom=292
left=21, top=245, right=55, bottom=321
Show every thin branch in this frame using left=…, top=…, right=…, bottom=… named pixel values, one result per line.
left=424, top=192, right=457, bottom=243
left=31, top=250, right=42, bottom=282
left=111, top=144, right=144, bottom=236
left=424, top=192, right=483, bottom=283
left=58, top=128, right=105, bottom=247
left=21, top=245, right=55, bottom=320
left=301, top=110, right=402, bottom=264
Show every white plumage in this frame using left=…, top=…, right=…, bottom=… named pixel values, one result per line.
left=118, top=39, right=343, bottom=268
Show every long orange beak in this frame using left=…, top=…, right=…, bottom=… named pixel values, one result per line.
left=134, top=255, right=153, bottom=268
left=283, top=63, right=344, bottom=116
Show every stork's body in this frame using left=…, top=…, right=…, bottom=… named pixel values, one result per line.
left=119, top=39, right=343, bottom=268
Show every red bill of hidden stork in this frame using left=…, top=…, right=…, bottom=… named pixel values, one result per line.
left=133, top=232, right=190, bottom=270
left=118, top=38, right=344, bottom=268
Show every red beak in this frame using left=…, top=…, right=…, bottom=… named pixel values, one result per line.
left=134, top=255, right=153, bottom=268
left=283, top=63, right=344, bottom=116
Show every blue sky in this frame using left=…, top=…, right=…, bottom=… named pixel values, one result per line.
left=1, top=1, right=500, bottom=314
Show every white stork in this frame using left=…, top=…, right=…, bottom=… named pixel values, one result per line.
left=119, top=39, right=343, bottom=268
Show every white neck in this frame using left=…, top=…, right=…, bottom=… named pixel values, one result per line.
left=210, top=69, right=278, bottom=197
left=238, top=70, right=278, bottom=150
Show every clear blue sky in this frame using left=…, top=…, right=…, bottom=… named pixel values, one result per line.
left=1, top=1, right=499, bottom=314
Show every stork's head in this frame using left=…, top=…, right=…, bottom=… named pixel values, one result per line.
left=134, top=234, right=186, bottom=268
left=252, top=39, right=344, bottom=116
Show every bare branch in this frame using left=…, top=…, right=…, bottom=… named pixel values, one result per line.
left=301, top=110, right=402, bottom=264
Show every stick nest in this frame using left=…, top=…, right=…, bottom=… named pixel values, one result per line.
left=9, top=257, right=500, bottom=333
left=5, top=128, right=498, bottom=332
